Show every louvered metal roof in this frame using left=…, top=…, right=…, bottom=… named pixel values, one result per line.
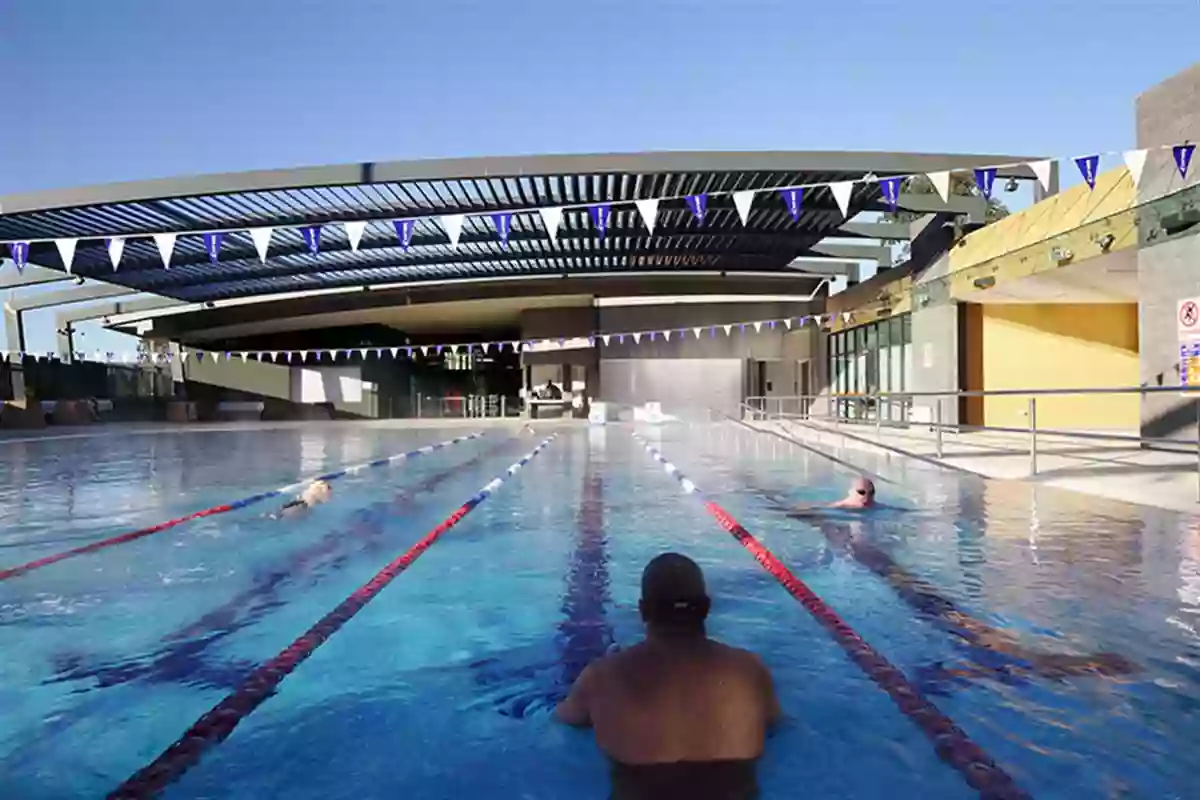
left=0, top=151, right=1044, bottom=304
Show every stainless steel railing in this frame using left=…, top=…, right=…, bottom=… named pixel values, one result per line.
left=740, top=387, right=1200, bottom=500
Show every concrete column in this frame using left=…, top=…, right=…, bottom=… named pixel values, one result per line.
left=56, top=323, right=76, bottom=363
left=3, top=303, right=26, bottom=354
left=3, top=303, right=27, bottom=404
left=1135, top=64, right=1200, bottom=442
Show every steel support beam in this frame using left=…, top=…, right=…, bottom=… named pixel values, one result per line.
left=897, top=191, right=987, bottom=222
left=55, top=296, right=186, bottom=360
left=1, top=263, right=71, bottom=290
left=837, top=221, right=912, bottom=240
left=811, top=243, right=893, bottom=268
left=8, top=283, right=136, bottom=313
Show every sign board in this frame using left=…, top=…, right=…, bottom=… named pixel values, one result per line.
left=1178, top=297, right=1200, bottom=395
left=1178, top=297, right=1200, bottom=340
left=1181, top=342, right=1200, bottom=395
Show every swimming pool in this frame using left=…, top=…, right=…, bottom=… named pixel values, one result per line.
left=1, top=421, right=1198, bottom=798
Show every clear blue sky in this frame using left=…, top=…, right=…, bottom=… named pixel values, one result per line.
left=2, top=0, right=1196, bottom=354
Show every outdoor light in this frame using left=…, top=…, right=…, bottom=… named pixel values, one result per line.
left=74, top=276, right=85, bottom=286
left=1162, top=207, right=1200, bottom=236
left=1096, top=233, right=1115, bottom=252
left=973, top=276, right=996, bottom=290
left=205, top=301, right=216, bottom=309
left=1004, top=177, right=1019, bottom=192
left=1050, top=247, right=1074, bottom=265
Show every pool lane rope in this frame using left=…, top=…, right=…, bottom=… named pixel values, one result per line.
left=0, top=433, right=484, bottom=583
left=632, top=433, right=1031, bottom=800
left=108, top=434, right=557, bottom=800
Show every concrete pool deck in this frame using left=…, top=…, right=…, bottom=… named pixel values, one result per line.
left=745, top=418, right=1200, bottom=514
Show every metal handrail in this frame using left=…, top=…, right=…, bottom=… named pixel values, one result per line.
left=749, top=386, right=1200, bottom=399
left=738, top=388, right=1200, bottom=502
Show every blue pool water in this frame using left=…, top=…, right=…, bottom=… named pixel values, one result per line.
left=1, top=422, right=1199, bottom=798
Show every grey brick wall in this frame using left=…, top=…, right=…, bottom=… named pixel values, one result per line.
left=1135, top=64, right=1200, bottom=441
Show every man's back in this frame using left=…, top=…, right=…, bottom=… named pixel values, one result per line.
left=556, top=553, right=780, bottom=799
left=587, top=638, right=775, bottom=765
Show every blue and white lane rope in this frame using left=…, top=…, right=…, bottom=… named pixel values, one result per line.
left=0, top=433, right=484, bottom=582
left=109, top=434, right=557, bottom=799
left=235, top=432, right=486, bottom=510
left=632, top=433, right=1030, bottom=800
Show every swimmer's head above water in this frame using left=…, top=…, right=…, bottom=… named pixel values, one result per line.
left=300, top=479, right=332, bottom=507
left=837, top=476, right=876, bottom=509
left=638, top=552, right=712, bottom=636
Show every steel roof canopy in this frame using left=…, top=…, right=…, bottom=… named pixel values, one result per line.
left=0, top=150, right=1046, bottom=304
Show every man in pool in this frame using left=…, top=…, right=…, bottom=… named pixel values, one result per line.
left=556, top=553, right=781, bottom=799
left=273, top=480, right=333, bottom=518
left=828, top=475, right=876, bottom=509
left=786, top=475, right=878, bottom=515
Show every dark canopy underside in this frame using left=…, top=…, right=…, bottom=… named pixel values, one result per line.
left=0, top=151, right=1044, bottom=304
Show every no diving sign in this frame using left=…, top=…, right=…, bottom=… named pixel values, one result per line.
left=1179, top=298, right=1200, bottom=341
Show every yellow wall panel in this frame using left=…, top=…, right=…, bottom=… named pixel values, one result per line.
left=975, top=303, right=1140, bottom=431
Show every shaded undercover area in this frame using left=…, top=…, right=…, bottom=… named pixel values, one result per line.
left=0, top=150, right=1045, bottom=421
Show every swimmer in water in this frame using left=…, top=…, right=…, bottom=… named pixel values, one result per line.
left=787, top=476, right=882, bottom=516
left=273, top=480, right=332, bottom=518
left=556, top=553, right=781, bottom=800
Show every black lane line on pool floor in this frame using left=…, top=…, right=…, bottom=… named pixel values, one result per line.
left=107, top=436, right=557, bottom=799
left=709, top=457, right=1141, bottom=689
left=41, top=435, right=523, bottom=697
left=634, top=434, right=1031, bottom=800
left=555, top=434, right=613, bottom=702
left=472, top=432, right=614, bottom=719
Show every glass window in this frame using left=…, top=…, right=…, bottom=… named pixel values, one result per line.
left=902, top=316, right=913, bottom=397
left=888, top=317, right=904, bottom=396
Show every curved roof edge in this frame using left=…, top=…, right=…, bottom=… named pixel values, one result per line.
left=0, top=149, right=1050, bottom=216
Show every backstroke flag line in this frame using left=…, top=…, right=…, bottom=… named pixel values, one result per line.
left=344, top=221, right=367, bottom=252
left=635, top=198, right=659, bottom=234
left=154, top=233, right=177, bottom=268
left=732, top=191, right=754, bottom=225
left=1123, top=150, right=1148, bottom=188
left=442, top=215, right=464, bottom=248
left=780, top=188, right=803, bottom=221
left=927, top=171, right=951, bottom=204
left=829, top=181, right=854, bottom=218
left=3, top=139, right=1197, bottom=275
left=539, top=207, right=564, bottom=243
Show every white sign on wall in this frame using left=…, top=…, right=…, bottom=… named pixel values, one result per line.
left=1178, top=297, right=1200, bottom=341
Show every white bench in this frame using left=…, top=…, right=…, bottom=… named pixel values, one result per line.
left=215, top=400, right=265, bottom=420
left=527, top=398, right=572, bottom=419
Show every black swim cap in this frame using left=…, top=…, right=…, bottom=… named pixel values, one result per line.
left=641, top=553, right=710, bottom=624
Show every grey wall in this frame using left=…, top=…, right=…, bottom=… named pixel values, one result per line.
left=514, top=300, right=818, bottom=413
left=182, top=357, right=375, bottom=417
left=1135, top=64, right=1200, bottom=441
left=601, top=358, right=745, bottom=418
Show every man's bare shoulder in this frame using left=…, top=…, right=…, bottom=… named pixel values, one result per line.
left=700, top=640, right=767, bottom=671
